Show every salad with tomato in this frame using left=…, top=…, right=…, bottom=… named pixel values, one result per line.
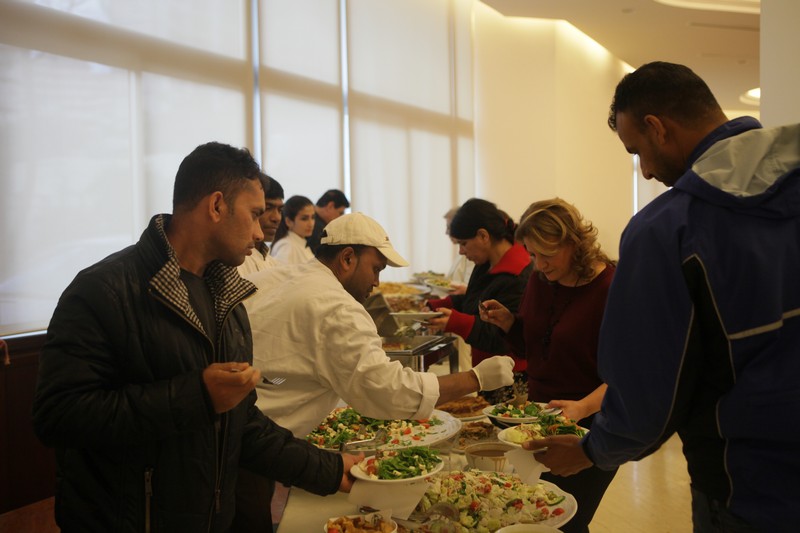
left=502, top=417, right=587, bottom=446
left=357, top=446, right=442, bottom=480
left=416, top=469, right=570, bottom=532
left=306, top=407, right=443, bottom=449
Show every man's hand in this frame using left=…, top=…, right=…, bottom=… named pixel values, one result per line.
left=202, top=362, right=260, bottom=414
left=471, top=356, right=514, bottom=391
left=338, top=452, right=365, bottom=492
left=478, top=299, right=515, bottom=333
left=524, top=435, right=593, bottom=476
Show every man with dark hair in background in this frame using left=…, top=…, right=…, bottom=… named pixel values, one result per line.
left=32, top=141, right=361, bottom=532
left=238, top=173, right=285, bottom=275
left=307, top=188, right=350, bottom=252
left=532, top=62, right=800, bottom=532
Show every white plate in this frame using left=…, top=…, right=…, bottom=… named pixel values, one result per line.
left=539, top=479, right=578, bottom=528
left=351, top=456, right=444, bottom=483
left=390, top=311, right=443, bottom=322
left=497, top=425, right=588, bottom=448
left=416, top=471, right=576, bottom=529
left=497, top=426, right=531, bottom=447
left=482, top=402, right=550, bottom=424
left=380, top=283, right=430, bottom=296
left=312, top=409, right=461, bottom=452
left=424, top=279, right=455, bottom=293
left=455, top=413, right=489, bottom=422
left=409, top=410, right=462, bottom=447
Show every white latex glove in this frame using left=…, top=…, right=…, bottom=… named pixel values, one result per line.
left=471, top=356, right=515, bottom=391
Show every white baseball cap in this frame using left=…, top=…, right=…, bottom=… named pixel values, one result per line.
left=320, top=212, right=409, bottom=267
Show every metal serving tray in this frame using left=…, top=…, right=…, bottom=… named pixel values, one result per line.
left=380, top=335, right=445, bottom=355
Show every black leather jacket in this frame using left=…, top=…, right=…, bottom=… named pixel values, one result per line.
left=33, top=215, right=342, bottom=532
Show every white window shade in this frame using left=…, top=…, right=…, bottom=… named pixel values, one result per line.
left=261, top=92, right=343, bottom=199
left=260, top=0, right=340, bottom=85
left=348, top=0, right=452, bottom=114
left=141, top=73, right=247, bottom=218
left=0, top=45, right=134, bottom=334
left=21, top=0, right=247, bottom=58
left=349, top=121, right=455, bottom=281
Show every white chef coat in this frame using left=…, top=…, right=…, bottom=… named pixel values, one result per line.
left=244, top=260, right=440, bottom=437
left=270, top=231, right=314, bottom=265
left=237, top=245, right=280, bottom=276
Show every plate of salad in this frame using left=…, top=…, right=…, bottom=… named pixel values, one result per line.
left=498, top=418, right=588, bottom=447
left=306, top=407, right=462, bottom=451
left=412, top=469, right=576, bottom=530
left=351, top=446, right=444, bottom=483
left=482, top=401, right=555, bottom=424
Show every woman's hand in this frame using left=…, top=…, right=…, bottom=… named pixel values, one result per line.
left=450, top=282, right=467, bottom=295
left=425, top=308, right=451, bottom=332
left=547, top=399, right=589, bottom=422
left=478, top=299, right=514, bottom=333
left=548, top=384, right=607, bottom=423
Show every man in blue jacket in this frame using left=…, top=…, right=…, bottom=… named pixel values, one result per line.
left=531, top=62, right=800, bottom=532
left=32, top=141, right=361, bottom=532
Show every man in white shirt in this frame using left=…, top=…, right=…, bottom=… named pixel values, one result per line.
left=244, top=212, right=515, bottom=437
left=237, top=174, right=284, bottom=275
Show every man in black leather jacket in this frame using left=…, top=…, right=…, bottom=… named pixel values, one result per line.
left=32, top=142, right=361, bottom=532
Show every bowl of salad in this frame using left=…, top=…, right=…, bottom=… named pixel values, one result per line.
left=351, top=446, right=443, bottom=483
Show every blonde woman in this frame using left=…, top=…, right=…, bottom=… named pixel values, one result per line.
left=480, top=198, right=617, bottom=533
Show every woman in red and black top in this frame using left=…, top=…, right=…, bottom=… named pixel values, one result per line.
left=480, top=198, right=617, bottom=533
left=426, top=198, right=532, bottom=403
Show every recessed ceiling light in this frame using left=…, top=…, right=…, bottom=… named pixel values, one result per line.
left=739, top=87, right=760, bottom=106
left=653, top=0, right=760, bottom=14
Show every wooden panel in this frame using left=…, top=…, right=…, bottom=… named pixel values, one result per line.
left=0, top=334, right=55, bottom=515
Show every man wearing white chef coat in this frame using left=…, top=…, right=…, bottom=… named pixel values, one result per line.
left=244, top=212, right=515, bottom=437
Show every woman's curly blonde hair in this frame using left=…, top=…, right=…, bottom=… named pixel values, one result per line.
left=516, top=198, right=613, bottom=282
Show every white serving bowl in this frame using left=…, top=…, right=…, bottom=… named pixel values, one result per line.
left=464, top=441, right=516, bottom=472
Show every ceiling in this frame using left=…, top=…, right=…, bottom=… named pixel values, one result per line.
left=481, top=0, right=760, bottom=112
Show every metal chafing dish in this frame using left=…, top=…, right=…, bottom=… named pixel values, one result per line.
left=381, top=334, right=457, bottom=372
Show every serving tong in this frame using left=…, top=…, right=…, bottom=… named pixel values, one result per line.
left=340, top=428, right=388, bottom=452
left=399, top=502, right=460, bottom=533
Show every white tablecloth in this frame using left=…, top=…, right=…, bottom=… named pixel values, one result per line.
left=277, top=453, right=468, bottom=532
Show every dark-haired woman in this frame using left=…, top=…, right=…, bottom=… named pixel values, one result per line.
left=481, top=197, right=617, bottom=533
left=271, top=195, right=315, bottom=264
left=426, top=198, right=532, bottom=403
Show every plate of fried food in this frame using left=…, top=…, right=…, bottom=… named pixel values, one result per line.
left=324, top=511, right=397, bottom=533
left=450, top=420, right=499, bottom=453
left=436, top=395, right=491, bottom=421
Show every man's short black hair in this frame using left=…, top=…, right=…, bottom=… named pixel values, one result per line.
left=608, top=61, right=723, bottom=132
left=173, top=142, right=261, bottom=212
left=264, top=175, right=284, bottom=200
left=315, top=189, right=350, bottom=209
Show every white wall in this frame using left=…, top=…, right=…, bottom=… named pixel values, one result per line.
left=760, top=1, right=800, bottom=127
left=472, top=3, right=633, bottom=258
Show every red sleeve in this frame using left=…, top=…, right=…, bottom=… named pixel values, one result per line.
left=445, top=309, right=475, bottom=339
left=426, top=296, right=453, bottom=309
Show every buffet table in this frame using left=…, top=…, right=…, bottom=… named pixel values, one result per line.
left=276, top=488, right=355, bottom=533
left=276, top=453, right=466, bottom=532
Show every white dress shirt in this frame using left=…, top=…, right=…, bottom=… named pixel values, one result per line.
left=244, top=261, right=440, bottom=437
left=237, top=245, right=280, bottom=276
left=270, top=231, right=314, bottom=265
